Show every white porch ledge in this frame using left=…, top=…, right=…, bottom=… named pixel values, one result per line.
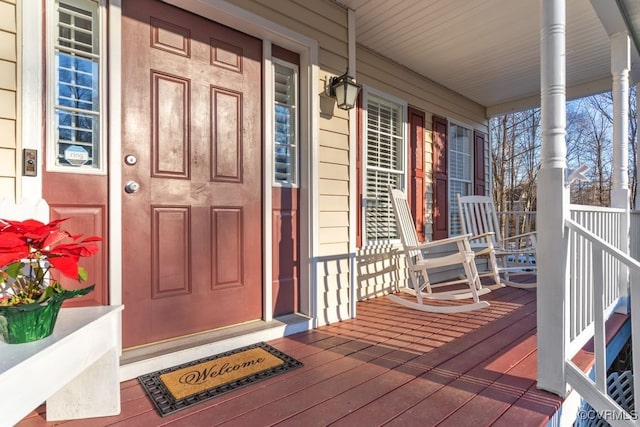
left=0, top=305, right=124, bottom=426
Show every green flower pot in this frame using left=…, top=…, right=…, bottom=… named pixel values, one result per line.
left=0, top=285, right=94, bottom=344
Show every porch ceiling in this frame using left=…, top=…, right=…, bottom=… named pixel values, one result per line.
left=338, top=0, right=640, bottom=116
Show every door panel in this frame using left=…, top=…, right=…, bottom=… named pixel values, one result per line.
left=151, top=72, right=189, bottom=178
left=151, top=206, right=190, bottom=298
left=212, top=207, right=244, bottom=288
left=43, top=175, right=108, bottom=306
left=122, top=0, right=263, bottom=348
left=212, top=89, right=242, bottom=182
left=272, top=188, right=299, bottom=316
left=48, top=203, right=107, bottom=307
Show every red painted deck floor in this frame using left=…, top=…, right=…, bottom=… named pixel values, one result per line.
left=17, top=284, right=624, bottom=427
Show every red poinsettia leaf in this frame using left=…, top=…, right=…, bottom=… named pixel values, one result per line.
left=3, top=222, right=44, bottom=246
left=4, top=219, right=45, bottom=236
left=46, top=243, right=80, bottom=257
left=48, top=255, right=80, bottom=279
left=0, top=250, right=28, bottom=267
left=37, top=218, right=68, bottom=232
left=42, top=230, right=70, bottom=249
left=0, top=231, right=27, bottom=249
left=10, top=219, right=70, bottom=243
left=78, top=243, right=100, bottom=257
left=46, top=239, right=100, bottom=257
left=4, top=218, right=46, bottom=229
left=0, top=217, right=101, bottom=290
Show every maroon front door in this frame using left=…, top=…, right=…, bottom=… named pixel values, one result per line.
left=121, top=0, right=263, bottom=348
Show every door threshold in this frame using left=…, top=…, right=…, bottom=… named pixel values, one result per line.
left=119, top=313, right=312, bottom=381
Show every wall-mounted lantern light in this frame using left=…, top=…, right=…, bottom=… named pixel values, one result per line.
left=326, top=69, right=362, bottom=110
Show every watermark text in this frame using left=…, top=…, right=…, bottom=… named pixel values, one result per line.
left=577, top=409, right=638, bottom=421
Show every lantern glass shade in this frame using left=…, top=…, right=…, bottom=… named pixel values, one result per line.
left=329, top=73, right=361, bottom=110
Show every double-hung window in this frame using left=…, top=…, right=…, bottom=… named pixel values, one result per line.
left=273, top=60, right=298, bottom=185
left=448, top=122, right=473, bottom=235
left=49, top=0, right=104, bottom=172
left=363, top=93, right=406, bottom=244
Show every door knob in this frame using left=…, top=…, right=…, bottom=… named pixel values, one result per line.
left=124, top=181, right=140, bottom=194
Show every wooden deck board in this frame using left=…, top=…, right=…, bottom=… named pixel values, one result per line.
left=331, top=304, right=537, bottom=426
left=437, top=341, right=538, bottom=426
left=385, top=319, right=538, bottom=425
left=14, top=285, right=627, bottom=427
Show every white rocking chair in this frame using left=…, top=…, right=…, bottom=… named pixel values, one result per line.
left=387, top=186, right=490, bottom=313
left=456, top=194, right=536, bottom=289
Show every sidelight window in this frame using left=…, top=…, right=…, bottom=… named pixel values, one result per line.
left=49, top=0, right=104, bottom=172
left=273, top=60, right=298, bottom=185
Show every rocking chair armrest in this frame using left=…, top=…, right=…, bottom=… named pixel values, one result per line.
left=502, top=231, right=536, bottom=242
left=468, top=232, right=495, bottom=241
left=406, top=234, right=473, bottom=251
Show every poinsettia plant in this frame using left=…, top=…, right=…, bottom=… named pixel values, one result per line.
left=0, top=218, right=101, bottom=306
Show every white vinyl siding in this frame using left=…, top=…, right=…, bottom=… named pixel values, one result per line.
left=273, top=61, right=298, bottom=185
left=363, top=94, right=405, bottom=243
left=449, top=122, right=473, bottom=235
left=50, top=0, right=103, bottom=172
left=0, top=0, right=17, bottom=199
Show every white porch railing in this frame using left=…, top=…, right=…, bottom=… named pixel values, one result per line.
left=564, top=206, right=639, bottom=426
left=564, top=217, right=640, bottom=426
left=502, top=205, right=639, bottom=424
left=500, top=205, right=628, bottom=346
left=567, top=205, right=626, bottom=348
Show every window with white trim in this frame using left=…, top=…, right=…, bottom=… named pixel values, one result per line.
left=273, top=61, right=298, bottom=185
left=49, top=0, right=104, bottom=172
left=363, top=94, right=406, bottom=243
left=448, top=122, right=473, bottom=235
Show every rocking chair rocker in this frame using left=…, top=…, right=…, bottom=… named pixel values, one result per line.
left=387, top=186, right=490, bottom=313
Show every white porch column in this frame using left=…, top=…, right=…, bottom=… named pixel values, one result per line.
left=610, top=32, right=630, bottom=210
left=537, top=0, right=570, bottom=397
left=610, top=32, right=631, bottom=314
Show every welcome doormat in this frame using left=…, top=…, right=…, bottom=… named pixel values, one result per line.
left=138, top=342, right=303, bottom=416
